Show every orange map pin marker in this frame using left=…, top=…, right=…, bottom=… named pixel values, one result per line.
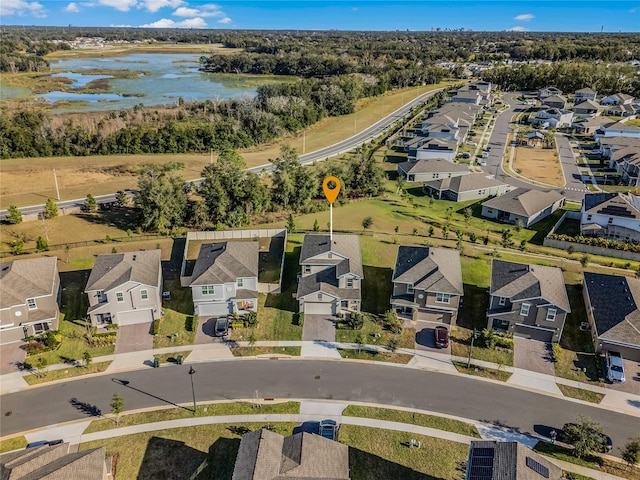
left=323, top=176, right=341, bottom=204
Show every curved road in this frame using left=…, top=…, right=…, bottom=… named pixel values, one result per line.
left=1, top=360, right=637, bottom=454
left=0, top=88, right=442, bottom=220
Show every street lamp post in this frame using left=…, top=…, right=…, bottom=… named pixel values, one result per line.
left=467, top=328, right=478, bottom=369
left=188, top=365, right=196, bottom=415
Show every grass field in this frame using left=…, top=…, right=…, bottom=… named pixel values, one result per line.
left=557, top=384, right=604, bottom=404
left=450, top=326, right=514, bottom=367
left=229, top=346, right=301, bottom=356
left=453, top=361, right=512, bottom=382
left=45, top=43, right=243, bottom=59
left=0, top=436, right=27, bottom=453
left=337, top=349, right=414, bottom=364
left=154, top=278, right=196, bottom=349
left=513, top=144, right=565, bottom=187
left=336, top=316, right=415, bottom=349
left=24, top=361, right=111, bottom=385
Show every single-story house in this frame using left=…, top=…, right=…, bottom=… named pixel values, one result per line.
left=527, top=131, right=545, bottom=146
left=583, top=272, right=640, bottom=361
left=580, top=192, right=640, bottom=243
left=572, top=99, right=599, bottom=118
left=296, top=234, right=363, bottom=315
left=603, top=103, right=636, bottom=117
left=423, top=173, right=508, bottom=202
left=481, top=188, right=565, bottom=227
left=596, top=121, right=640, bottom=140
left=189, top=242, right=258, bottom=317
left=486, top=259, right=570, bottom=343
left=542, top=95, right=568, bottom=110
left=398, top=158, right=470, bottom=183
left=452, top=90, right=482, bottom=105
left=85, top=250, right=162, bottom=327
left=574, top=87, right=597, bottom=103
left=0, top=257, right=60, bottom=345
left=390, top=246, right=463, bottom=324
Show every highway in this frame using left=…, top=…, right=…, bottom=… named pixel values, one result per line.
left=0, top=88, right=442, bottom=220
left=1, top=360, right=638, bottom=455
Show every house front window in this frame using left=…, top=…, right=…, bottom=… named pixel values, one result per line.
left=237, top=278, right=244, bottom=287
left=27, top=298, right=37, bottom=310
left=498, top=297, right=506, bottom=306
left=587, top=215, right=592, bottom=221
left=407, top=283, right=414, bottom=294
left=140, top=289, right=148, bottom=300
left=341, top=300, right=348, bottom=308
left=546, top=308, right=557, bottom=321
left=347, top=278, right=354, bottom=288
left=520, top=303, right=531, bottom=316
left=33, top=322, right=50, bottom=334
left=202, top=285, right=215, bottom=295
left=97, top=290, right=107, bottom=303
left=436, top=292, right=451, bottom=304
left=304, top=265, right=311, bottom=274
left=116, top=292, right=124, bottom=303
left=318, top=293, right=323, bottom=300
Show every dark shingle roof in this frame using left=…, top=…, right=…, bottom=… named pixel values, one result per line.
left=481, top=188, right=564, bottom=218
left=85, top=250, right=161, bottom=292
left=399, top=158, right=470, bottom=175
left=0, top=257, right=58, bottom=309
left=467, top=441, right=562, bottom=480
left=190, top=242, right=258, bottom=286
left=393, top=246, right=463, bottom=295
left=296, top=265, right=361, bottom=300
left=490, top=259, right=570, bottom=312
left=583, top=192, right=640, bottom=219
left=583, top=272, right=640, bottom=346
left=299, top=235, right=363, bottom=278
left=424, top=174, right=506, bottom=194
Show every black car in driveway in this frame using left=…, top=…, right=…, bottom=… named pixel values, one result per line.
left=214, top=316, right=229, bottom=337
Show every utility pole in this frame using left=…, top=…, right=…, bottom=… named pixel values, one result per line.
left=354, top=114, right=357, bottom=134
left=53, top=169, right=60, bottom=200
left=188, top=365, right=197, bottom=415
left=302, top=130, right=306, bottom=154
left=467, top=328, right=478, bottom=368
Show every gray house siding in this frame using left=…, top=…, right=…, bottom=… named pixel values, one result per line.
left=487, top=297, right=565, bottom=342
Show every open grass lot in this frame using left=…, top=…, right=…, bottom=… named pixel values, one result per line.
left=556, top=384, right=604, bottom=404
left=45, top=43, right=243, bottom=59
left=0, top=436, right=27, bottom=454
left=343, top=405, right=480, bottom=438
left=24, top=361, right=111, bottom=385
left=450, top=327, right=514, bottom=367
left=534, top=442, right=640, bottom=480
left=229, top=346, right=301, bottom=356
left=341, top=425, right=469, bottom=480
left=337, top=349, right=414, bottom=364
left=513, top=144, right=564, bottom=187
left=336, top=316, right=415, bottom=349
left=154, top=278, right=196, bottom=349
left=452, top=361, right=512, bottom=382
left=153, top=351, right=192, bottom=364
left=83, top=401, right=301, bottom=434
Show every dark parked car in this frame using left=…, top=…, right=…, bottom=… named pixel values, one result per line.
left=434, top=326, right=449, bottom=348
left=26, top=439, right=63, bottom=449
left=214, top=317, right=229, bottom=337
left=319, top=419, right=338, bottom=441
left=559, top=423, right=613, bottom=453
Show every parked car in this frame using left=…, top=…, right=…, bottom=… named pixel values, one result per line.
left=214, top=316, right=229, bottom=337
left=559, top=424, right=613, bottom=453
left=466, top=141, right=477, bottom=147
left=480, top=160, right=487, bottom=167
left=460, top=152, right=471, bottom=159
left=482, top=152, right=489, bottom=159
left=319, top=419, right=338, bottom=441
left=468, top=131, right=477, bottom=137
left=606, top=351, right=626, bottom=383
left=26, top=439, right=63, bottom=449
left=434, top=326, right=449, bottom=348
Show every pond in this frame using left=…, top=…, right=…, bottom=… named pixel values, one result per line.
left=1, top=53, right=290, bottom=113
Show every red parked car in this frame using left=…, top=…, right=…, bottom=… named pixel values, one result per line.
left=434, top=326, right=449, bottom=348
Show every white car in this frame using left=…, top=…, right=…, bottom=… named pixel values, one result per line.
left=482, top=152, right=489, bottom=159
left=480, top=160, right=487, bottom=167
left=606, top=351, right=625, bottom=383
left=466, top=141, right=477, bottom=147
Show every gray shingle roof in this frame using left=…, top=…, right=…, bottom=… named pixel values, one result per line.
left=296, top=265, right=361, bottom=300
left=490, top=259, right=570, bottom=312
left=584, top=192, right=640, bottom=219
left=543, top=94, right=567, bottom=104
left=232, top=428, right=349, bottom=480
left=299, top=235, right=363, bottom=278
left=575, top=87, right=596, bottom=94
left=583, top=272, right=640, bottom=346
left=0, top=257, right=58, bottom=309
left=85, top=250, right=161, bottom=292
left=424, top=174, right=506, bottom=194
left=190, top=242, right=258, bottom=286
left=393, top=246, right=463, bottom=295
left=602, top=121, right=640, bottom=132
left=573, top=100, right=599, bottom=110
left=481, top=188, right=564, bottom=218
left=399, top=158, right=470, bottom=175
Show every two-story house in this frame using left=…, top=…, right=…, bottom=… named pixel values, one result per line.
left=600, top=93, right=635, bottom=106
left=390, top=246, right=463, bottom=324
left=532, top=107, right=574, bottom=128
left=609, top=146, right=640, bottom=186
left=538, top=86, right=563, bottom=99
left=405, top=136, right=458, bottom=162
left=0, top=257, right=60, bottom=345
left=574, top=87, right=597, bottom=104
left=541, top=95, right=568, bottom=110
left=398, top=157, right=470, bottom=183
left=85, top=250, right=162, bottom=327
left=189, top=242, right=258, bottom=317
left=580, top=192, right=640, bottom=243
left=296, top=234, right=363, bottom=315
left=486, top=259, right=570, bottom=343
left=572, top=100, right=599, bottom=119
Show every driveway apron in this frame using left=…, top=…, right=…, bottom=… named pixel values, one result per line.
left=513, top=337, right=555, bottom=376
left=302, top=314, right=336, bottom=342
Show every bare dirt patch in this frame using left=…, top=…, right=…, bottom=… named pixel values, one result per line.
left=513, top=145, right=564, bottom=187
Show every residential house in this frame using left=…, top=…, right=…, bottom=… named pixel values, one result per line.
left=423, top=174, right=508, bottom=202
left=526, top=131, right=545, bottom=146
left=296, top=234, right=363, bottom=315
left=538, top=86, right=563, bottom=99
left=600, top=92, right=635, bottom=105
left=424, top=122, right=461, bottom=142
left=574, top=87, right=597, bottom=103
left=532, top=107, right=573, bottom=128
left=580, top=192, right=640, bottom=242
left=481, top=188, right=565, bottom=227
left=597, top=121, right=640, bottom=140
left=85, top=250, right=162, bottom=327
left=598, top=136, right=640, bottom=159
left=572, top=116, right=612, bottom=135
left=398, top=158, right=470, bottom=183
left=609, top=146, right=640, bottom=186
left=572, top=100, right=599, bottom=119
left=486, top=259, right=570, bottom=342
left=452, top=90, right=482, bottom=105
left=188, top=242, right=258, bottom=317
left=541, top=95, right=568, bottom=110
left=466, top=440, right=563, bottom=480
left=405, top=136, right=458, bottom=162
left=583, top=272, right=640, bottom=361
left=0, top=443, right=111, bottom=480
left=0, top=257, right=60, bottom=345
left=390, top=246, right=463, bottom=324
left=231, top=428, right=349, bottom=480
left=603, top=103, right=636, bottom=117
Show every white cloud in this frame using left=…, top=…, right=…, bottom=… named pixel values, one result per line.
left=508, top=26, right=527, bottom=32
left=217, top=16, right=231, bottom=24
left=514, top=13, right=534, bottom=21
left=139, top=16, right=207, bottom=28
left=140, top=0, right=184, bottom=13
left=173, top=3, right=224, bottom=17
left=0, top=0, right=46, bottom=17
left=64, top=2, right=80, bottom=12
left=98, top=0, right=137, bottom=12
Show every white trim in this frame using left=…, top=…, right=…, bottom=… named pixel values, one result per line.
left=515, top=322, right=555, bottom=333
left=545, top=308, right=557, bottom=322
left=520, top=303, right=531, bottom=316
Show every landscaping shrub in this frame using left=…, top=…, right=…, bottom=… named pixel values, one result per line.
left=551, top=343, right=562, bottom=363
left=383, top=310, right=402, bottom=334
left=87, top=332, right=117, bottom=347
left=296, top=312, right=304, bottom=327
left=548, top=233, right=640, bottom=253
left=345, top=312, right=364, bottom=330
left=185, top=315, right=197, bottom=332
left=244, top=311, right=258, bottom=327
left=153, top=319, right=160, bottom=335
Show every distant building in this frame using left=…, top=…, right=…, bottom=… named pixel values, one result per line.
left=423, top=174, right=508, bottom=202
left=398, top=158, right=470, bottom=183
left=481, top=188, right=565, bottom=227
left=581, top=192, right=640, bottom=243
left=538, top=86, right=563, bottom=99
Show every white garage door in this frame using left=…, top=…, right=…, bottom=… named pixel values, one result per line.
left=117, top=309, right=154, bottom=326
left=197, top=302, right=230, bottom=316
left=304, top=302, right=336, bottom=315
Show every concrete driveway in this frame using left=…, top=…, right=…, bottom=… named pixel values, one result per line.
left=114, top=323, right=153, bottom=354
left=0, top=342, right=26, bottom=374
left=302, top=314, right=336, bottom=342
left=513, top=337, right=555, bottom=375
left=606, top=357, right=640, bottom=395
left=196, top=317, right=226, bottom=344
left=414, top=321, right=451, bottom=354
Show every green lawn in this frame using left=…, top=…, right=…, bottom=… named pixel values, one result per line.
left=554, top=218, right=581, bottom=236
left=452, top=361, right=512, bottom=382
left=338, top=348, right=414, bottom=364
left=154, top=278, right=196, bottom=349
left=83, top=402, right=301, bottom=434
left=450, top=327, right=514, bottom=367
left=336, top=316, right=415, bottom=349
left=343, top=405, right=479, bottom=438
left=0, top=436, right=27, bottom=453
left=229, top=346, right=301, bottom=356
left=153, top=351, right=192, bottom=364
left=23, top=361, right=111, bottom=385
left=557, top=384, right=604, bottom=404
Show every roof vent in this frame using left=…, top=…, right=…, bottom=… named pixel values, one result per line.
left=132, top=255, right=137, bottom=261
left=628, top=297, right=632, bottom=302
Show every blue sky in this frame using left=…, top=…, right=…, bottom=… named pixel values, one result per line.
left=1, top=1, right=639, bottom=32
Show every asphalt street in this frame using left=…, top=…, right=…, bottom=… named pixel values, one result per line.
left=1, top=360, right=638, bottom=454
left=555, top=134, right=591, bottom=202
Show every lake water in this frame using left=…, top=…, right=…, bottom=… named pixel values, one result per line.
left=1, top=53, right=275, bottom=113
